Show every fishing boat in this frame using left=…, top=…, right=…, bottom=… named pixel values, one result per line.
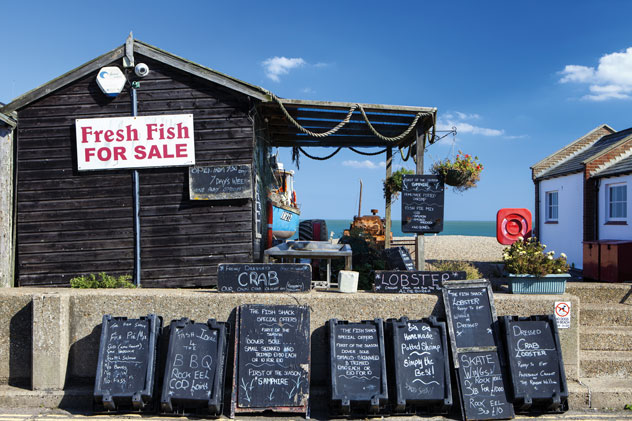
left=267, top=159, right=300, bottom=246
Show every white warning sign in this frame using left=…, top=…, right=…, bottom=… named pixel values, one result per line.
left=554, top=301, right=571, bottom=329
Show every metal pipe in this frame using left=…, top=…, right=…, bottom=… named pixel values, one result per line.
left=132, top=86, right=141, bottom=286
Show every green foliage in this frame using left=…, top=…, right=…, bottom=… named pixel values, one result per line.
left=428, top=260, right=482, bottom=280
left=625, top=403, right=632, bottom=411
left=503, top=237, right=569, bottom=277
left=430, top=150, right=483, bottom=191
left=70, top=272, right=136, bottom=289
left=335, top=228, right=387, bottom=290
left=383, top=168, right=415, bottom=199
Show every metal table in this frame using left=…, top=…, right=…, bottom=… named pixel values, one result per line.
left=263, top=241, right=353, bottom=289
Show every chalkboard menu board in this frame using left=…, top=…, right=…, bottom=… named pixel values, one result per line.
left=457, top=351, right=514, bottom=419
left=374, top=271, right=466, bottom=294
left=443, top=284, right=496, bottom=349
left=189, top=164, right=252, bottom=200
left=94, top=314, right=161, bottom=411
left=383, top=247, right=416, bottom=271
left=328, top=319, right=388, bottom=415
left=231, top=305, right=310, bottom=416
left=160, top=318, right=228, bottom=415
left=217, top=263, right=311, bottom=293
left=401, top=175, right=444, bottom=234
left=442, top=280, right=514, bottom=420
left=386, top=317, right=452, bottom=413
left=502, top=316, right=568, bottom=413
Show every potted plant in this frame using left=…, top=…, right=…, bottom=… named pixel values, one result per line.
left=502, top=237, right=570, bottom=294
left=430, top=151, right=483, bottom=191
left=383, top=168, right=414, bottom=200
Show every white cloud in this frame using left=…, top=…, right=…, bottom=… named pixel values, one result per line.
left=342, top=160, right=386, bottom=169
left=262, top=57, right=306, bottom=82
left=437, top=111, right=504, bottom=137
left=559, top=47, right=632, bottom=100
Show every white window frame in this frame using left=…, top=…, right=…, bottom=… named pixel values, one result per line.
left=606, top=183, right=627, bottom=222
left=545, top=190, right=559, bottom=222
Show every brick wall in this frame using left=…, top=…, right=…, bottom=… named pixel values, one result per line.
left=585, top=138, right=632, bottom=178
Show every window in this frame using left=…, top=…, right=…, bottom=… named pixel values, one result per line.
left=607, top=183, right=627, bottom=221
left=545, top=191, right=558, bottom=222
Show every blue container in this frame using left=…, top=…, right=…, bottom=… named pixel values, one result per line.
left=508, top=274, right=570, bottom=294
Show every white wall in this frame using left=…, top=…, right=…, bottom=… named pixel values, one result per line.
left=538, top=173, right=583, bottom=269
left=598, top=174, right=632, bottom=240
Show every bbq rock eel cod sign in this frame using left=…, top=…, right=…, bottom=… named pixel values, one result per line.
left=75, top=114, right=195, bottom=170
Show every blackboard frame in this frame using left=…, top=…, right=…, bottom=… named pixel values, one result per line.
left=328, top=318, right=389, bottom=415
left=93, top=314, right=162, bottom=412
left=501, top=315, right=568, bottom=413
left=441, top=280, right=514, bottom=420
left=386, top=316, right=452, bottom=414
left=160, top=318, right=228, bottom=416
left=188, top=164, right=252, bottom=200
left=217, top=263, right=311, bottom=293
left=230, top=304, right=310, bottom=417
left=401, top=174, right=445, bottom=234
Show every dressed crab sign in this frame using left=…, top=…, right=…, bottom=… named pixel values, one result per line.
left=75, top=114, right=195, bottom=170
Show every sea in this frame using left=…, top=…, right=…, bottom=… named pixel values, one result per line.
left=300, top=220, right=496, bottom=239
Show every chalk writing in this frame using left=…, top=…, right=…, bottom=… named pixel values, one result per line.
left=218, top=263, right=311, bottom=293
left=401, top=175, right=444, bottom=234
left=374, top=271, right=466, bottom=293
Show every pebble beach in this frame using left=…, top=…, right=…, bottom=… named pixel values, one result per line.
left=420, top=234, right=506, bottom=262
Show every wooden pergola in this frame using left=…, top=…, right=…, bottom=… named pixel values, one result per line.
left=258, top=97, right=438, bottom=269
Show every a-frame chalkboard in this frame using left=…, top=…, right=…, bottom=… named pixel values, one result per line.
left=230, top=305, right=310, bottom=418
left=501, top=315, right=568, bottom=413
left=442, top=280, right=514, bottom=420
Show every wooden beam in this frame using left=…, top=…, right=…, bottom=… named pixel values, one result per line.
left=415, top=128, right=426, bottom=270
left=0, top=123, right=14, bottom=287
left=271, top=98, right=437, bottom=114
left=385, top=147, right=392, bottom=249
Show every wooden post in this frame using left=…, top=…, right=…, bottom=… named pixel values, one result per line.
left=385, top=147, right=392, bottom=249
left=0, top=118, right=15, bottom=287
left=415, top=129, right=426, bottom=270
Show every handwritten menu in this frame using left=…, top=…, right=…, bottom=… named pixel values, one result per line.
left=457, top=351, right=514, bottom=420
left=503, top=316, right=567, bottom=411
left=383, top=246, right=416, bottom=271
left=374, top=271, right=466, bottom=294
left=233, top=305, right=310, bottom=413
left=387, top=317, right=451, bottom=411
left=217, top=263, right=311, bottom=293
left=189, top=164, right=252, bottom=200
left=401, top=175, right=444, bottom=234
left=443, top=286, right=496, bottom=349
left=161, top=319, right=227, bottom=415
left=329, top=319, right=388, bottom=411
left=94, top=314, right=161, bottom=410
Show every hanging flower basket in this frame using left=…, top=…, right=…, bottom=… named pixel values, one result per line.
left=430, top=151, right=483, bottom=191
left=442, top=169, right=473, bottom=187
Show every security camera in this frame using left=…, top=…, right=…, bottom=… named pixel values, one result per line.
left=134, top=63, right=149, bottom=78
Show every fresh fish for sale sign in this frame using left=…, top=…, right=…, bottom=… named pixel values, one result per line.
left=75, top=114, right=195, bottom=170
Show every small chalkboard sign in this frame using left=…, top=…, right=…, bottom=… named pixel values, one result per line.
left=374, top=271, right=466, bottom=294
left=217, top=263, right=311, bottom=293
left=386, top=317, right=452, bottom=414
left=94, top=314, right=161, bottom=411
left=401, top=175, right=444, bottom=234
left=189, top=164, right=252, bottom=200
left=383, top=247, right=416, bottom=271
left=231, top=305, right=310, bottom=417
left=457, top=351, right=514, bottom=419
left=160, top=318, right=228, bottom=416
left=502, top=315, right=568, bottom=413
left=328, top=319, right=388, bottom=415
left=442, top=282, right=497, bottom=349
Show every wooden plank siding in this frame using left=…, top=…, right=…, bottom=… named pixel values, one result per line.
left=16, top=55, right=257, bottom=287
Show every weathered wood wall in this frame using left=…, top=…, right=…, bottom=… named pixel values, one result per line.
left=0, top=118, right=15, bottom=287
left=15, top=55, right=255, bottom=287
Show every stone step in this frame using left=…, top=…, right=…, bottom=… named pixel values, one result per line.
left=580, top=350, right=632, bottom=377
left=578, top=377, right=632, bottom=411
left=580, top=303, right=632, bottom=326
left=580, top=326, right=632, bottom=351
left=567, top=281, right=632, bottom=304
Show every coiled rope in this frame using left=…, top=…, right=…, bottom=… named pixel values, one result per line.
left=297, top=147, right=342, bottom=160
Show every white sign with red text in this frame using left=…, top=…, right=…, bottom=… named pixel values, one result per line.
left=75, top=114, right=195, bottom=170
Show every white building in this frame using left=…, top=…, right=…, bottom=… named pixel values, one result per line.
left=531, top=124, right=632, bottom=271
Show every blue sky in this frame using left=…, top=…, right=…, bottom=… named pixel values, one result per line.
left=3, top=1, right=632, bottom=221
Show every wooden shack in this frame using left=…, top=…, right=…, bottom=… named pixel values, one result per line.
left=1, top=38, right=436, bottom=287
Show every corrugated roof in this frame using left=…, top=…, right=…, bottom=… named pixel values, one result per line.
left=537, top=128, right=632, bottom=179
